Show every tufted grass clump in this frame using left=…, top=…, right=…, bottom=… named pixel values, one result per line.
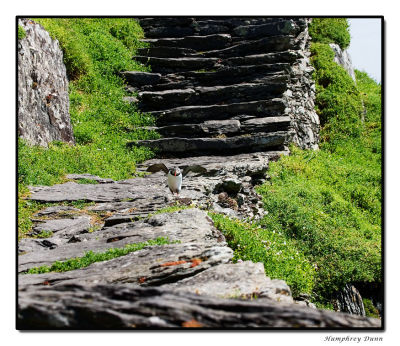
left=209, top=212, right=315, bottom=297
left=26, top=237, right=172, bottom=274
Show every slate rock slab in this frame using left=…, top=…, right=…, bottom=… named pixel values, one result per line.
left=163, top=261, right=293, bottom=303
left=18, top=283, right=381, bottom=329
left=19, top=243, right=233, bottom=287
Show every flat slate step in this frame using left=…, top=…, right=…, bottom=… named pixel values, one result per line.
left=131, top=131, right=287, bottom=155
left=141, top=34, right=232, bottom=51
left=138, top=65, right=289, bottom=90
left=140, top=70, right=289, bottom=92
left=138, top=17, right=195, bottom=28
left=142, top=116, right=291, bottom=138
left=232, top=20, right=298, bottom=39
left=150, top=99, right=286, bottom=125
left=134, top=56, right=220, bottom=71
left=139, top=82, right=287, bottom=111
left=201, top=35, right=297, bottom=58
left=225, top=51, right=301, bottom=66
left=137, top=46, right=199, bottom=58
left=120, top=71, right=162, bottom=87
left=19, top=242, right=233, bottom=288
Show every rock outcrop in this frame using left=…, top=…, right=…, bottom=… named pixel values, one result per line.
left=334, top=284, right=366, bottom=316
left=123, top=17, right=319, bottom=154
left=329, top=43, right=356, bottom=81
left=18, top=19, right=74, bottom=147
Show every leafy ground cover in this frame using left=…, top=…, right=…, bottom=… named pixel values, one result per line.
left=256, top=19, right=381, bottom=306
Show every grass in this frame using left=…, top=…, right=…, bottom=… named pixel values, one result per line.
left=25, top=237, right=172, bottom=274
left=309, top=18, right=351, bottom=50
left=18, top=25, right=26, bottom=40
left=209, top=212, right=315, bottom=297
left=18, top=18, right=159, bottom=238
left=254, top=19, right=381, bottom=305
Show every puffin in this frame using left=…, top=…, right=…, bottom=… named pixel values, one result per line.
left=146, top=163, right=207, bottom=195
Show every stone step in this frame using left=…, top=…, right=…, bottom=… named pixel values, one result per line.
left=201, top=35, right=297, bottom=58
left=138, top=82, right=287, bottom=111
left=130, top=131, right=288, bottom=155
left=137, top=46, right=198, bottom=58
left=139, top=69, right=289, bottom=92
left=225, top=51, right=301, bottom=66
left=142, top=116, right=291, bottom=138
left=145, top=26, right=197, bottom=38
left=150, top=99, right=286, bottom=125
left=140, top=19, right=297, bottom=39
left=133, top=56, right=221, bottom=72
left=138, top=17, right=195, bottom=28
left=120, top=71, right=162, bottom=87
left=141, top=34, right=232, bottom=51
left=232, top=20, right=299, bottom=39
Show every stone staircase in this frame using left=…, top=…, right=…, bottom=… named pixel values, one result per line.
left=123, top=17, right=319, bottom=156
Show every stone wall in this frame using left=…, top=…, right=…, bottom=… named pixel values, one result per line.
left=18, top=19, right=74, bottom=147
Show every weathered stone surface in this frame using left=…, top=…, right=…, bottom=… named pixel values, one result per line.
left=18, top=283, right=381, bottom=329
left=34, top=206, right=80, bottom=217
left=132, top=131, right=287, bottom=154
left=335, top=284, right=366, bottom=316
left=152, top=99, right=286, bottom=125
left=329, top=43, right=356, bottom=81
left=141, top=34, right=232, bottom=50
left=164, top=261, right=293, bottom=303
left=32, top=216, right=92, bottom=238
left=18, top=19, right=74, bottom=147
left=66, top=173, right=114, bottom=184
left=134, top=56, right=220, bottom=71
left=137, top=46, right=198, bottom=58
left=132, top=16, right=319, bottom=152
left=120, top=71, right=162, bottom=86
left=233, top=20, right=298, bottom=39
left=19, top=242, right=233, bottom=287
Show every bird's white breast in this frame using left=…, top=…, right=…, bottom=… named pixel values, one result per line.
left=167, top=172, right=182, bottom=193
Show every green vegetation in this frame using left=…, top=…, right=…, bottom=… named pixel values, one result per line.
left=26, top=237, right=172, bottom=274
left=254, top=18, right=381, bottom=304
left=18, top=18, right=158, bottom=238
left=210, top=212, right=314, bottom=296
left=18, top=25, right=26, bottom=39
left=309, top=18, right=351, bottom=49
left=363, top=298, right=380, bottom=318
left=210, top=18, right=381, bottom=307
left=34, top=230, right=54, bottom=238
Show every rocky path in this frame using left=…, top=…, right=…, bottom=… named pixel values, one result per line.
left=18, top=152, right=380, bottom=328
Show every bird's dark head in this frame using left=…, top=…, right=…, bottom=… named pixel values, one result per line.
left=169, top=167, right=181, bottom=177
